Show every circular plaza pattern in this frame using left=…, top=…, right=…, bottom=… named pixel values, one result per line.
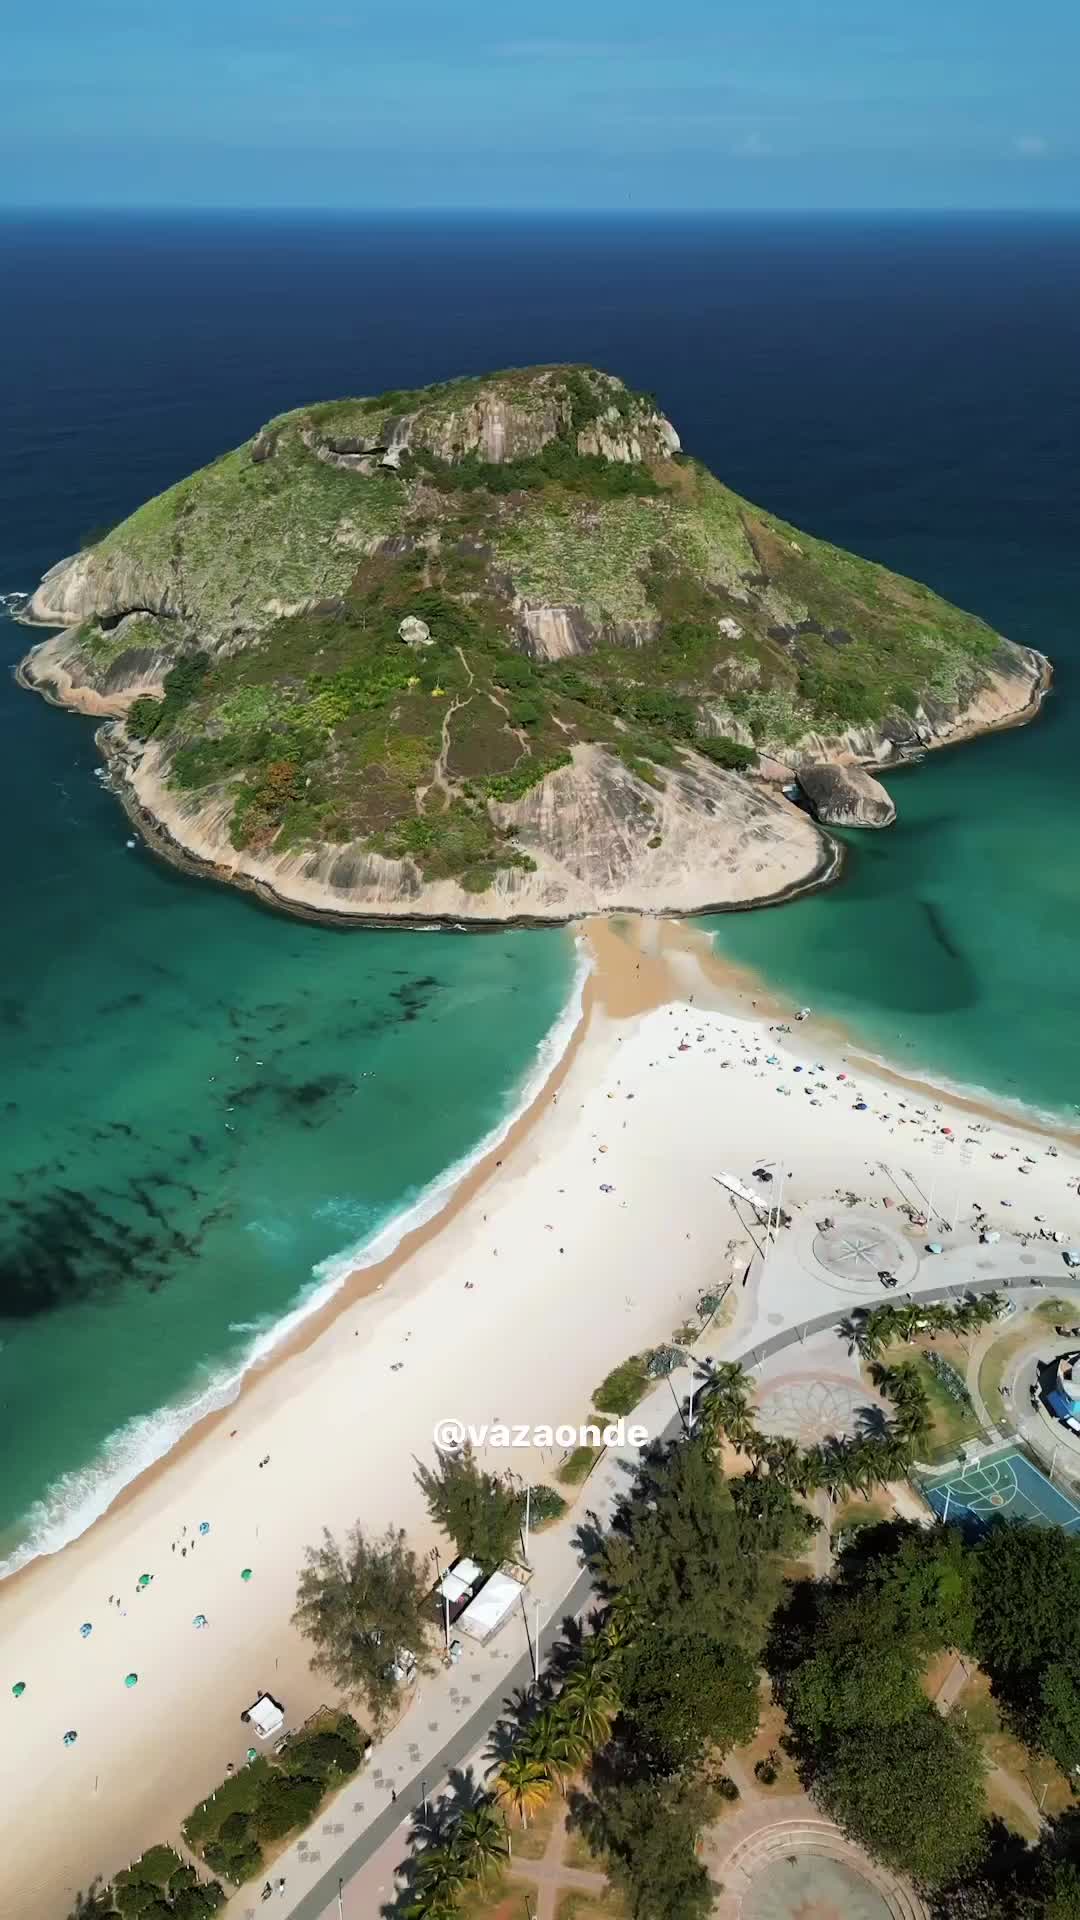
left=741, top=1852, right=894, bottom=1920
left=754, top=1373, right=880, bottom=1447
left=809, top=1213, right=920, bottom=1296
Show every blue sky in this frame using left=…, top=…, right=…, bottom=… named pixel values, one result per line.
left=6, top=0, right=1079, bottom=210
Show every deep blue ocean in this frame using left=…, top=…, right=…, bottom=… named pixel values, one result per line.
left=2, top=212, right=1078, bottom=1565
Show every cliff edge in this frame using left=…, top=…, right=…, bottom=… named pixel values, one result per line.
left=19, top=363, right=1049, bottom=924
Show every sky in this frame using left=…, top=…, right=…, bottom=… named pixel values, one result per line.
left=5, top=0, right=1080, bottom=212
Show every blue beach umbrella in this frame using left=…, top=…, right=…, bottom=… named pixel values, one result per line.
left=63, top=1730, right=78, bottom=1747
left=198, top=1521, right=210, bottom=1535
left=79, top=1622, right=92, bottom=1639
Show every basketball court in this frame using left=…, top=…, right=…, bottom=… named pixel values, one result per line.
left=919, top=1445, right=1080, bottom=1535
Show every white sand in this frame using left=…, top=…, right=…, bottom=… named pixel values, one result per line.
left=4, top=927, right=1080, bottom=1917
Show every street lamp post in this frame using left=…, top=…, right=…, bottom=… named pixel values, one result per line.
left=337, top=1876, right=344, bottom=1920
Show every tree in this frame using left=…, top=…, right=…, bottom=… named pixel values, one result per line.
left=1037, top=1662, right=1080, bottom=1777
left=596, top=1439, right=791, bottom=1657
left=416, top=1446, right=522, bottom=1572
left=519, top=1705, right=588, bottom=1786
left=494, top=1750, right=553, bottom=1827
left=814, top=1708, right=986, bottom=1889
left=452, top=1803, right=508, bottom=1884
left=622, top=1627, right=759, bottom=1769
left=573, top=1773, right=715, bottom=1920
left=292, top=1524, right=430, bottom=1728
left=560, top=1661, right=618, bottom=1750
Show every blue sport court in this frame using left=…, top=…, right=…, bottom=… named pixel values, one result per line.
left=919, top=1446, right=1080, bottom=1536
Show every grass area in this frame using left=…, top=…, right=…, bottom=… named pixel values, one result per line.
left=877, top=1342, right=983, bottom=1462
left=955, top=1671, right=1074, bottom=1829
left=978, top=1299, right=1076, bottom=1424
left=558, top=1443, right=602, bottom=1487
left=458, top=1876, right=542, bottom=1920
left=504, top=1792, right=563, bottom=1860
left=833, top=1495, right=889, bottom=1535
left=61, top=362, right=1021, bottom=871
left=592, top=1356, right=651, bottom=1417
left=555, top=1892, right=627, bottom=1920
left=739, top=1697, right=800, bottom=1795
left=181, top=1709, right=368, bottom=1882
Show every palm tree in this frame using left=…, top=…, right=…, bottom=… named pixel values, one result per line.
left=521, top=1705, right=588, bottom=1787
left=494, top=1750, right=553, bottom=1828
left=762, top=1434, right=801, bottom=1486
left=413, top=1845, right=469, bottom=1909
left=561, top=1663, right=618, bottom=1750
left=453, top=1802, right=508, bottom=1884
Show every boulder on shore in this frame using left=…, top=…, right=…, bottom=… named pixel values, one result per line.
left=796, top=761, right=896, bottom=829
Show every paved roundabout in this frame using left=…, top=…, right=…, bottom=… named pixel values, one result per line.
left=717, top=1817, right=927, bottom=1920
left=809, top=1213, right=921, bottom=1296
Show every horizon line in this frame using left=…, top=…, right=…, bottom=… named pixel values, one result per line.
left=2, top=204, right=1079, bottom=219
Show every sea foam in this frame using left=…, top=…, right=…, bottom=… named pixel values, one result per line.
left=0, top=941, right=591, bottom=1579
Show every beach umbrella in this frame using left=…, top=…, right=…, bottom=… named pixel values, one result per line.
left=124, top=1673, right=138, bottom=1689
left=79, top=1622, right=93, bottom=1639
left=927, top=1241, right=944, bottom=1255
left=246, top=1746, right=258, bottom=1763
left=240, top=1568, right=253, bottom=1582
left=63, top=1730, right=78, bottom=1747
left=137, top=1573, right=152, bottom=1589
left=192, top=1614, right=208, bottom=1629
left=11, top=1682, right=25, bottom=1698
left=855, top=1101, right=868, bottom=1111
left=198, top=1521, right=210, bottom=1535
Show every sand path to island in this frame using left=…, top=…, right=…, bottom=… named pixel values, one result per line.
left=3, top=918, right=1080, bottom=1919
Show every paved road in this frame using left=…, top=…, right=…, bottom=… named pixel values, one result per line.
left=280, top=1268, right=1080, bottom=1920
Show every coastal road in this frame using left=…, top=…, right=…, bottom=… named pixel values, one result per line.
left=259, top=1264, right=1080, bottom=1920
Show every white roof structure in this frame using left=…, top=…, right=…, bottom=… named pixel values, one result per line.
left=436, top=1557, right=482, bottom=1603
left=246, top=1693, right=284, bottom=1739
left=714, top=1172, right=767, bottom=1214
left=457, top=1571, right=521, bottom=1643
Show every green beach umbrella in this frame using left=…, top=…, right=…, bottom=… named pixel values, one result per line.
left=240, top=1567, right=253, bottom=1582
left=124, top=1673, right=138, bottom=1689
left=246, top=1746, right=257, bottom=1763
left=12, top=1682, right=25, bottom=1698
left=137, top=1573, right=152, bottom=1588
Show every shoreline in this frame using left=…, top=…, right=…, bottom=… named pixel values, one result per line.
left=5, top=914, right=1080, bottom=1917
left=4, top=912, right=1079, bottom=1588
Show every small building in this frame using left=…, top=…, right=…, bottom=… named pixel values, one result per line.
left=242, top=1693, right=285, bottom=1740
left=456, top=1570, right=525, bottom=1645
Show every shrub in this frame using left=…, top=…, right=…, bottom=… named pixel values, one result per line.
left=594, top=1356, right=651, bottom=1416
left=279, top=1728, right=364, bottom=1783
left=127, top=695, right=164, bottom=741
left=696, top=734, right=757, bottom=771
left=253, top=1772, right=323, bottom=1842
left=528, top=1484, right=568, bottom=1528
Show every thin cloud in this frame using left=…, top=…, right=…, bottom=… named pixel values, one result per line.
left=494, top=39, right=630, bottom=59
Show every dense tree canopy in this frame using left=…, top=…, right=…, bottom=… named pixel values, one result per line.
left=292, top=1523, right=430, bottom=1727
left=416, top=1445, right=523, bottom=1572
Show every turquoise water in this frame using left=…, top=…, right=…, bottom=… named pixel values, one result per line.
left=0, top=636, right=577, bottom=1567
left=4, top=211, right=1079, bottom=1571
left=703, top=680, right=1080, bottom=1123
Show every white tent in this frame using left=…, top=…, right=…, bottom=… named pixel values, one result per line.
left=245, top=1693, right=284, bottom=1739
left=436, top=1557, right=482, bottom=1604
left=457, top=1572, right=522, bottom=1643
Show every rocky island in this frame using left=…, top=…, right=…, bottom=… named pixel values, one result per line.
left=19, top=364, right=1049, bottom=923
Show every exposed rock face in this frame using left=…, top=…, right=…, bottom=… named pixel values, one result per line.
left=98, top=734, right=837, bottom=925
left=796, top=761, right=897, bottom=829
left=16, top=361, right=1053, bottom=928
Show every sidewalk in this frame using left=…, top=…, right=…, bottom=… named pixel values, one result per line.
left=224, top=1250, right=1080, bottom=1918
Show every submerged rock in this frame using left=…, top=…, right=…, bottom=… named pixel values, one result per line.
left=796, top=761, right=897, bottom=829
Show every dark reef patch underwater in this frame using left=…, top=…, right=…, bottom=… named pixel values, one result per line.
left=2, top=210, right=1079, bottom=1564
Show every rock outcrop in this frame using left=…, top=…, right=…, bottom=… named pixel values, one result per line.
left=796, top=761, right=897, bottom=829
left=17, top=362, right=1052, bottom=926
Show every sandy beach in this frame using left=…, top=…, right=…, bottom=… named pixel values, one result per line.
left=5, top=916, right=1080, bottom=1918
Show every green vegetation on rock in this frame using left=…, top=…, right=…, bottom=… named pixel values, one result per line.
left=46, top=363, right=1022, bottom=886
